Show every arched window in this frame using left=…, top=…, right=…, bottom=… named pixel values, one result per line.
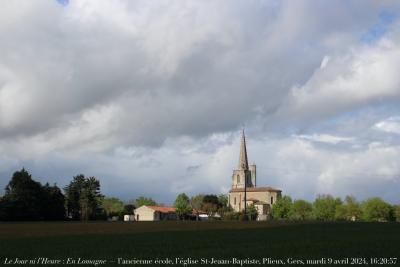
left=237, top=175, right=240, bottom=183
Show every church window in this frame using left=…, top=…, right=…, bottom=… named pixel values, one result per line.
left=234, top=197, right=236, bottom=205
left=237, top=175, right=240, bottom=183
left=271, top=196, right=274, bottom=204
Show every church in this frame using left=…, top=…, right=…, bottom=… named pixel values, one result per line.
left=228, top=130, right=282, bottom=220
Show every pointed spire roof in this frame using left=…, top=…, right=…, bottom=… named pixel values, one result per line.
left=238, top=129, right=249, bottom=170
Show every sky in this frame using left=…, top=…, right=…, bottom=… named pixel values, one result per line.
left=1, top=0, right=400, bottom=205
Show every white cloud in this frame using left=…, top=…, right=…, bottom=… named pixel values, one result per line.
left=294, top=134, right=354, bottom=144
left=274, top=33, right=400, bottom=127
left=374, top=116, right=400, bottom=134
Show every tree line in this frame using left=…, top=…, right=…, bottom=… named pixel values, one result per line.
left=0, top=169, right=157, bottom=221
left=1, top=168, right=399, bottom=222
left=270, top=195, right=400, bottom=222
left=0, top=169, right=233, bottom=221
left=170, top=194, right=400, bottom=222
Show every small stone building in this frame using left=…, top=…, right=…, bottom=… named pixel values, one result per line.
left=134, top=205, right=177, bottom=221
left=228, top=130, right=282, bottom=220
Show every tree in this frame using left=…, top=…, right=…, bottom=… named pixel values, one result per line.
left=134, top=196, right=156, bottom=207
left=217, top=194, right=231, bottom=218
left=247, top=204, right=258, bottom=221
left=271, top=195, right=292, bottom=219
left=0, top=169, right=65, bottom=221
left=313, top=195, right=342, bottom=221
left=362, top=197, right=392, bottom=222
left=174, top=193, right=191, bottom=220
left=218, top=194, right=228, bottom=207
left=2, top=168, right=44, bottom=220
left=190, top=194, right=204, bottom=210
left=41, top=183, right=65, bottom=220
left=102, top=197, right=124, bottom=217
left=203, top=195, right=220, bottom=206
left=202, top=195, right=221, bottom=216
left=290, top=200, right=313, bottom=220
left=335, top=196, right=362, bottom=221
left=393, top=205, right=400, bottom=222
left=123, top=204, right=135, bottom=214
left=64, top=175, right=103, bottom=221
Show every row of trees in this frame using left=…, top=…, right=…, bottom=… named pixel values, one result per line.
left=271, top=195, right=400, bottom=222
left=0, top=169, right=168, bottom=221
left=0, top=169, right=106, bottom=221
left=0, top=169, right=175, bottom=221
left=2, top=169, right=399, bottom=222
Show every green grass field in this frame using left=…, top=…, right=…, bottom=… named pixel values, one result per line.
left=0, top=221, right=399, bottom=266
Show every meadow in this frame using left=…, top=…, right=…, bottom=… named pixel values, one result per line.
left=0, top=221, right=399, bottom=266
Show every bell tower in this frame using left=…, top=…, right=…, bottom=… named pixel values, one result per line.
left=232, top=130, right=255, bottom=189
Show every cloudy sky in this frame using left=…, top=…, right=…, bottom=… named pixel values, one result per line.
left=1, top=0, right=400, bottom=205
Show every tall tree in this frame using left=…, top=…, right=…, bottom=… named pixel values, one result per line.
left=64, top=175, right=103, bottom=221
left=3, top=168, right=43, bottom=220
left=174, top=193, right=192, bottom=220
left=41, top=183, right=65, bottom=220
left=0, top=169, right=65, bottom=221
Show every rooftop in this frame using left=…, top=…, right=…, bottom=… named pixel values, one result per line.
left=229, top=186, right=282, bottom=193
left=147, top=206, right=176, bottom=213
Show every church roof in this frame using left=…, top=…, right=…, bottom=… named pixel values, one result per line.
left=229, top=186, right=282, bottom=193
left=238, top=129, right=249, bottom=170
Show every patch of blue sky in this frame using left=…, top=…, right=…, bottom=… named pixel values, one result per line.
left=304, top=102, right=400, bottom=136
left=360, top=10, right=396, bottom=44
left=56, top=0, right=69, bottom=6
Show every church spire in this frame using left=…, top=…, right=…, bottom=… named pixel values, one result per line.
left=238, top=129, right=249, bottom=170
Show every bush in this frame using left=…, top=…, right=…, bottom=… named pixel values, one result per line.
left=223, top=211, right=239, bottom=220
left=238, top=212, right=248, bottom=221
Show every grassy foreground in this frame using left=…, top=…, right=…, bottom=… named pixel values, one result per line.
left=0, top=221, right=399, bottom=266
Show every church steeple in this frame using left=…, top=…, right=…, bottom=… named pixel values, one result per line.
left=238, top=129, right=249, bottom=170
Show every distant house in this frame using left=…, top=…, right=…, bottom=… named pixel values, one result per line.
left=134, top=205, right=177, bottom=221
